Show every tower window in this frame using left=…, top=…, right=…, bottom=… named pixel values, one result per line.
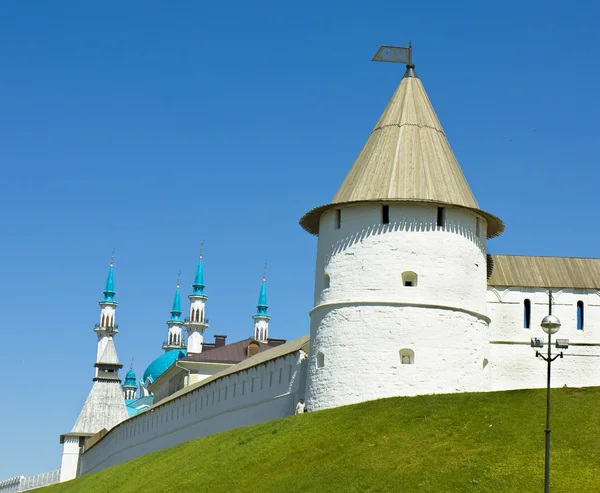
left=324, top=274, right=330, bottom=289
left=335, top=209, right=341, bottom=229
left=524, top=299, right=531, bottom=329
left=399, top=348, right=415, bottom=365
left=577, top=301, right=584, bottom=330
left=475, top=217, right=481, bottom=236
left=316, top=351, right=325, bottom=368
left=402, top=271, right=418, bottom=287
left=382, top=205, right=390, bottom=224
left=437, top=207, right=445, bottom=228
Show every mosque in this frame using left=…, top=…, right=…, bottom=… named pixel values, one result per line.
left=3, top=49, right=599, bottom=490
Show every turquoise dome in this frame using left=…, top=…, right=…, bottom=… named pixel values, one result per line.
left=143, top=349, right=187, bottom=384
left=124, top=369, right=137, bottom=387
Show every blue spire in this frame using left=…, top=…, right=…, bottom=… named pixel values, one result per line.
left=255, top=265, right=269, bottom=317
left=102, top=250, right=116, bottom=303
left=191, top=244, right=206, bottom=296
left=124, top=361, right=136, bottom=387
left=170, top=273, right=182, bottom=322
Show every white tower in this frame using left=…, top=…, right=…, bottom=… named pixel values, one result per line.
left=162, top=273, right=186, bottom=351
left=185, top=248, right=209, bottom=354
left=252, top=265, right=270, bottom=342
left=59, top=255, right=128, bottom=482
left=299, top=49, right=504, bottom=411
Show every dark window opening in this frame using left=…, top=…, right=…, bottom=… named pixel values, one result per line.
left=404, top=281, right=413, bottom=287
left=382, top=205, right=390, bottom=224
left=335, top=209, right=341, bottom=229
left=437, top=207, right=445, bottom=228
left=524, top=299, right=531, bottom=329
left=577, top=301, right=584, bottom=330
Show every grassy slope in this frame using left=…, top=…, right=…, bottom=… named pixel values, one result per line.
left=44, top=387, right=600, bottom=493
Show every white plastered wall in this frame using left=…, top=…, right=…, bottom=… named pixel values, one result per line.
left=79, top=350, right=308, bottom=476
left=306, top=202, right=490, bottom=411
left=487, top=287, right=600, bottom=390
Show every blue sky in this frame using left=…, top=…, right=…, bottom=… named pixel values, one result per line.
left=1, top=0, right=599, bottom=479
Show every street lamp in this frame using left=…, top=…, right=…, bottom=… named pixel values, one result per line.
left=536, top=310, right=563, bottom=493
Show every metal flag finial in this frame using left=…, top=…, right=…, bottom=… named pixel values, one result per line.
left=263, top=263, right=267, bottom=282
left=130, top=358, right=134, bottom=370
left=199, top=240, right=204, bottom=260
left=177, top=270, right=181, bottom=289
left=372, top=43, right=412, bottom=65
left=110, top=248, right=115, bottom=268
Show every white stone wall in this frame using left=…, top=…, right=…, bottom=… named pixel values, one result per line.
left=0, top=470, right=60, bottom=493
left=79, top=350, right=308, bottom=476
left=306, top=202, right=490, bottom=410
left=487, top=287, right=600, bottom=390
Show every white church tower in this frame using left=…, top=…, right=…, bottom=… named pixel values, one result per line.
left=162, top=273, right=186, bottom=351
left=300, top=47, right=504, bottom=411
left=253, top=267, right=270, bottom=342
left=59, top=255, right=128, bottom=482
left=185, top=249, right=209, bottom=354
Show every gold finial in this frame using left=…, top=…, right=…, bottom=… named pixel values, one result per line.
left=177, top=270, right=181, bottom=289
left=110, top=248, right=115, bottom=268
left=199, top=240, right=204, bottom=260
left=263, top=263, right=267, bottom=282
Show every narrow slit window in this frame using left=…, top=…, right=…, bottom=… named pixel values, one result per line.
left=524, top=299, right=531, bottom=329
left=335, top=209, right=341, bottom=229
left=577, top=301, right=584, bottom=330
left=437, top=207, right=445, bottom=228
left=475, top=217, right=480, bottom=236
left=317, top=351, right=325, bottom=368
left=324, top=274, right=330, bottom=289
left=382, top=205, right=389, bottom=224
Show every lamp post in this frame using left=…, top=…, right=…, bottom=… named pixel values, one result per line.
left=536, top=291, right=562, bottom=493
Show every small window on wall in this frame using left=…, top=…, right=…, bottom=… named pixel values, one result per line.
left=577, top=301, right=584, bottom=330
left=437, top=207, right=445, bottom=228
left=324, top=274, right=331, bottom=289
left=399, top=348, right=414, bottom=365
left=524, top=299, right=531, bottom=329
left=335, top=209, right=341, bottom=229
left=382, top=205, right=390, bottom=224
left=402, top=271, right=417, bottom=287
left=316, top=351, right=325, bottom=368
left=475, top=217, right=480, bottom=236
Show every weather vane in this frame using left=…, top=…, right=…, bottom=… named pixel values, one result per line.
left=263, top=263, right=267, bottom=281
left=199, top=240, right=204, bottom=259
left=110, top=248, right=115, bottom=267
left=177, top=270, right=181, bottom=289
left=372, top=41, right=412, bottom=65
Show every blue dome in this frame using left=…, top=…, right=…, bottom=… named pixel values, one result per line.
left=124, top=369, right=137, bottom=387
left=143, top=349, right=187, bottom=384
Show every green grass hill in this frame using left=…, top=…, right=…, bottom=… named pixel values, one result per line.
left=44, top=387, right=600, bottom=493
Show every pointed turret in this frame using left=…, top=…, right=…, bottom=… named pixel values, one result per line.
left=95, top=251, right=119, bottom=369
left=253, top=265, right=270, bottom=342
left=123, top=361, right=137, bottom=401
left=300, top=60, right=504, bottom=238
left=163, top=273, right=185, bottom=351
left=185, top=244, right=210, bottom=354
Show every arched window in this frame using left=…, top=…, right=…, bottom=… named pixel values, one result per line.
left=101, top=314, right=105, bottom=327
left=324, top=274, right=330, bottom=289
left=402, top=271, right=417, bottom=287
left=200, top=309, right=203, bottom=322
left=524, top=299, right=531, bottom=329
left=399, top=348, right=415, bottom=365
left=316, top=351, right=325, bottom=368
left=577, top=301, right=584, bottom=330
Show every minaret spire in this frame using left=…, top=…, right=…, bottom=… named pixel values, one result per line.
left=185, top=244, right=209, bottom=354
left=163, top=272, right=185, bottom=351
left=253, top=264, right=271, bottom=342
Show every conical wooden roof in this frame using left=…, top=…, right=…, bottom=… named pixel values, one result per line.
left=300, top=66, right=504, bottom=238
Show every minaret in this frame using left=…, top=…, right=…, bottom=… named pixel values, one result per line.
left=253, top=264, right=270, bottom=342
left=123, top=361, right=137, bottom=401
left=162, top=273, right=185, bottom=351
left=185, top=245, right=209, bottom=354
left=59, top=253, right=128, bottom=482
left=95, top=251, right=118, bottom=374
left=300, top=46, right=504, bottom=411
